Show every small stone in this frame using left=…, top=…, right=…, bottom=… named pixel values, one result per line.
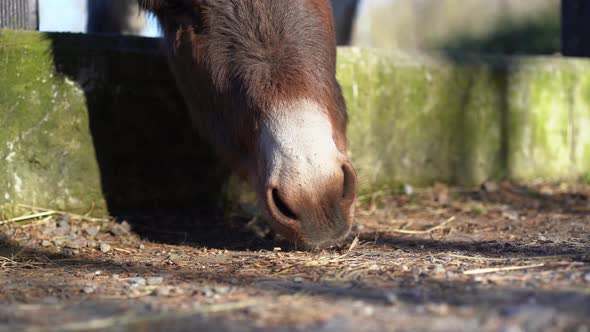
left=41, top=240, right=52, bottom=247
left=583, top=272, right=590, bottom=282
left=213, top=286, right=231, bottom=294
left=42, top=223, right=57, bottom=235
left=155, top=286, right=182, bottom=297
left=352, top=301, right=374, bottom=316
left=100, top=243, right=112, bottom=253
left=67, top=237, right=87, bottom=249
left=25, top=239, right=38, bottom=248
left=352, top=224, right=365, bottom=232
left=200, top=287, right=215, bottom=297
left=111, top=221, right=131, bottom=236
left=87, top=240, right=98, bottom=249
left=500, top=325, right=524, bottom=332
left=432, top=182, right=449, bottom=204
left=362, top=306, right=375, bottom=316
left=54, top=215, right=71, bottom=235
left=385, top=293, right=399, bottom=305
left=146, top=277, right=164, bottom=286
left=368, top=264, right=380, bottom=271
left=128, top=277, right=146, bottom=286
left=138, top=244, right=145, bottom=250
left=54, top=239, right=66, bottom=247
left=502, top=210, right=519, bottom=221
left=3, top=228, right=15, bottom=237
left=481, top=181, right=499, bottom=193
left=84, top=226, right=100, bottom=237
left=63, top=248, right=79, bottom=256
left=82, top=285, right=96, bottom=294
left=293, top=277, right=304, bottom=283
left=426, top=303, right=449, bottom=315
left=168, top=253, right=181, bottom=261
left=432, top=265, right=446, bottom=274
left=403, top=183, right=414, bottom=196
left=473, top=276, right=485, bottom=283
left=155, top=286, right=171, bottom=297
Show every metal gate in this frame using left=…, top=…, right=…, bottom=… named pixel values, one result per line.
left=0, top=0, right=38, bottom=30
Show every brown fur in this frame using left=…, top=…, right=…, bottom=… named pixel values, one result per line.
left=138, top=0, right=356, bottom=248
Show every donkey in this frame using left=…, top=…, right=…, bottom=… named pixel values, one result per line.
left=138, top=0, right=357, bottom=249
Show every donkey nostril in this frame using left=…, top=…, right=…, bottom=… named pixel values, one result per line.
left=272, top=189, right=298, bottom=220
left=341, top=162, right=357, bottom=201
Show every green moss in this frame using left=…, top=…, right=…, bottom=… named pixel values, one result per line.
left=0, top=31, right=105, bottom=217
left=337, top=48, right=590, bottom=190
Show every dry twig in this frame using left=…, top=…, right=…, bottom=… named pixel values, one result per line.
left=392, top=216, right=456, bottom=234
left=447, top=254, right=508, bottom=262
left=16, top=204, right=110, bottom=223
left=464, top=263, right=545, bottom=275
left=0, top=211, right=56, bottom=226
left=347, top=236, right=360, bottom=253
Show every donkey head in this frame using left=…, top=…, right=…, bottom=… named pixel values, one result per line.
left=139, top=0, right=357, bottom=249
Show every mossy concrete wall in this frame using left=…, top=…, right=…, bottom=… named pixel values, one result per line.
left=0, top=30, right=226, bottom=218
left=337, top=49, right=590, bottom=191
left=1, top=30, right=590, bottom=217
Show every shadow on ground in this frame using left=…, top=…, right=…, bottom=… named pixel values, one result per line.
left=464, top=184, right=590, bottom=216
left=362, top=234, right=589, bottom=258
left=1, top=237, right=589, bottom=325
left=43, top=33, right=242, bottom=247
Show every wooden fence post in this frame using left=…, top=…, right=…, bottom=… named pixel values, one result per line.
left=0, top=0, right=38, bottom=30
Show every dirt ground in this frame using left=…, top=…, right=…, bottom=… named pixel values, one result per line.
left=1, top=182, right=589, bottom=332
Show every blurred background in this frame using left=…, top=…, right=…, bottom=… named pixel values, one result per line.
left=34, top=0, right=561, bottom=55
left=38, top=0, right=160, bottom=37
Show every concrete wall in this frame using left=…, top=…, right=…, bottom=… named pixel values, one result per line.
left=1, top=30, right=589, bottom=218
left=338, top=49, right=590, bottom=191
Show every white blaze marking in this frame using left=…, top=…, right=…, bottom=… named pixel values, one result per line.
left=261, top=99, right=341, bottom=194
